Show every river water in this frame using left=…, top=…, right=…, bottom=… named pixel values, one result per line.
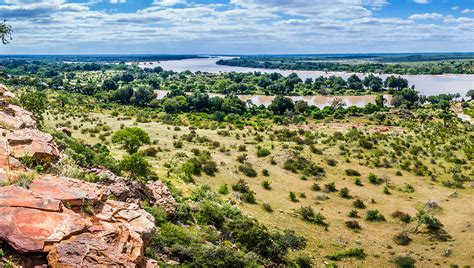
left=139, top=57, right=473, bottom=107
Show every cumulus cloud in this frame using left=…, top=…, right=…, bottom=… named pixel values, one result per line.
left=461, top=9, right=474, bottom=14
left=409, top=13, right=443, bottom=20
left=0, top=0, right=472, bottom=54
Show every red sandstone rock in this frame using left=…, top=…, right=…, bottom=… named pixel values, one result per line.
left=144, top=180, right=177, bottom=216
left=7, top=129, right=60, bottom=163
left=96, top=200, right=155, bottom=240
left=0, top=185, right=61, bottom=212
left=0, top=104, right=37, bottom=130
left=30, top=175, right=105, bottom=206
left=0, top=207, right=89, bottom=253
left=47, top=224, right=144, bottom=267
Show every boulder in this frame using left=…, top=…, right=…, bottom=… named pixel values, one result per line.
left=7, top=128, right=60, bottom=164
left=0, top=104, right=37, bottom=130
left=0, top=185, right=61, bottom=212
left=0, top=207, right=89, bottom=253
left=144, top=180, right=177, bottom=216
left=48, top=224, right=144, bottom=267
left=30, top=175, right=105, bottom=206
left=96, top=200, right=155, bottom=240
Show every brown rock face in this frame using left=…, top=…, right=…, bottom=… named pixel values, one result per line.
left=48, top=223, right=144, bottom=267
left=144, top=180, right=177, bottom=216
left=0, top=185, right=61, bottom=211
left=30, top=175, right=105, bottom=206
left=0, top=207, right=89, bottom=253
left=7, top=128, right=60, bottom=164
left=0, top=104, right=37, bottom=130
left=96, top=200, right=156, bottom=240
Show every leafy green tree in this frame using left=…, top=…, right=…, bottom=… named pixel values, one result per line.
left=120, top=153, right=152, bottom=180
left=467, top=89, right=474, bottom=100
left=19, top=90, right=47, bottom=125
left=269, top=95, right=294, bottom=115
left=131, top=85, right=156, bottom=107
left=347, top=74, right=363, bottom=91
left=102, top=79, right=118, bottom=91
left=112, top=86, right=133, bottom=104
left=112, top=127, right=151, bottom=154
left=0, top=20, right=12, bottom=44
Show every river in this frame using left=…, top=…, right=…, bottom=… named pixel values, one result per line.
left=139, top=57, right=473, bottom=107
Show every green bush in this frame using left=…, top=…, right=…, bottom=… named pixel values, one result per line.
left=368, top=173, right=384, bottom=185
left=393, top=232, right=411, bottom=246
left=262, top=202, right=273, bottom=213
left=262, top=180, right=272, bottom=190
left=345, top=169, right=361, bottom=176
left=326, top=248, right=366, bottom=261
left=345, top=220, right=361, bottom=230
left=257, top=148, right=271, bottom=157
left=232, top=179, right=250, bottom=193
left=339, top=187, right=351, bottom=199
left=365, top=210, right=386, bottom=222
left=352, top=199, right=366, bottom=209
left=218, top=184, right=229, bottom=195
left=391, top=210, right=411, bottom=223
left=393, top=255, right=416, bottom=268
left=295, top=255, right=313, bottom=268
left=311, top=183, right=321, bottom=191
left=324, top=182, right=337, bottom=192
left=238, top=163, right=257, bottom=177
left=296, top=206, right=327, bottom=226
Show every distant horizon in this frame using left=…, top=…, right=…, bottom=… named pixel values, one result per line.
left=1, top=52, right=473, bottom=56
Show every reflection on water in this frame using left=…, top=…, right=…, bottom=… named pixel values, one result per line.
left=139, top=57, right=474, bottom=97
left=155, top=90, right=391, bottom=108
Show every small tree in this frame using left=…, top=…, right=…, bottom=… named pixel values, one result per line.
left=120, top=153, right=152, bottom=180
left=19, top=90, right=47, bottom=125
left=112, top=127, right=151, bottom=154
left=466, top=89, right=474, bottom=101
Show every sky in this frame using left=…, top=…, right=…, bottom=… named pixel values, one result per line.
left=0, top=0, right=473, bottom=54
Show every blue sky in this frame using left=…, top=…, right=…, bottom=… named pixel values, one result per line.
left=0, top=0, right=473, bottom=54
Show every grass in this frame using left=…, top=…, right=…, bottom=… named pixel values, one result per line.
left=43, top=105, right=474, bottom=267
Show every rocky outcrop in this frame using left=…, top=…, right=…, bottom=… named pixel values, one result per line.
left=30, top=175, right=105, bottom=206
left=7, top=129, right=60, bottom=164
left=90, top=167, right=177, bottom=217
left=0, top=85, right=166, bottom=267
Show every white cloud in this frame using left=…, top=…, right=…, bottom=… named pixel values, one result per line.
left=461, top=9, right=474, bottom=14
left=409, top=13, right=443, bottom=20
left=0, top=0, right=472, bottom=54
left=412, top=0, right=431, bottom=4
left=110, top=0, right=126, bottom=4
left=152, top=0, right=186, bottom=6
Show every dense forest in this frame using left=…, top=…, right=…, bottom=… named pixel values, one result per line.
left=217, top=57, right=474, bottom=75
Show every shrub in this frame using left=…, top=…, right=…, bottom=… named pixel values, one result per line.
left=202, top=161, right=218, bottom=176
left=289, top=191, right=298, bottom=202
left=242, top=191, right=257, bottom=204
left=345, top=220, right=361, bottom=230
left=257, top=148, right=271, bottom=157
left=345, top=169, right=361, bottom=176
left=391, top=210, right=411, bottom=223
left=237, top=154, right=248, bottom=163
left=238, top=145, right=247, bottom=151
left=368, top=173, right=383, bottom=185
left=326, top=248, right=366, bottom=261
left=348, top=209, right=359, bottom=218
left=296, top=206, right=327, bottom=226
left=324, top=182, right=337, bottom=192
left=218, top=184, right=229, bottom=195
left=365, top=210, right=386, bottom=222
left=173, top=140, right=183, bottom=148
left=262, top=180, right=272, bottom=190
left=141, top=147, right=159, bottom=157
left=284, top=156, right=325, bottom=177
left=393, top=255, right=416, bottom=268
left=232, top=179, right=250, bottom=193
left=295, top=255, right=313, bottom=268
left=326, top=158, right=337, bottom=166
left=112, top=127, right=151, bottom=154
left=415, top=210, right=443, bottom=231
left=354, top=177, right=363, bottom=186
left=239, top=164, right=257, bottom=177
left=262, top=202, right=273, bottom=213
left=196, top=201, right=225, bottom=228
left=262, top=169, right=270, bottom=176
left=339, top=187, right=351, bottom=199
left=352, top=199, right=366, bottom=209
left=311, top=183, right=321, bottom=191
left=383, top=186, right=391, bottom=195
left=393, top=232, right=411, bottom=246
